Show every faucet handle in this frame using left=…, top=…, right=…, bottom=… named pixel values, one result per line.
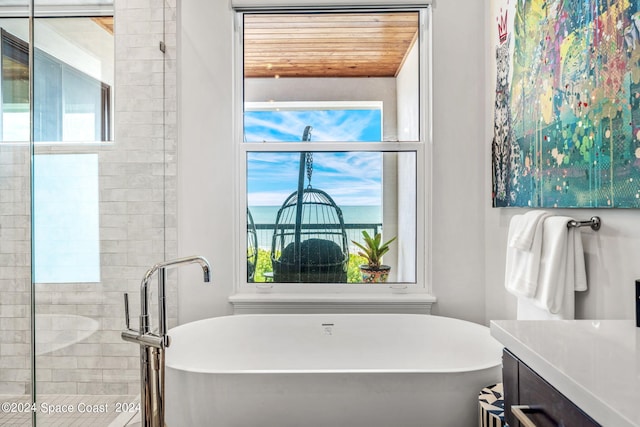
left=121, top=292, right=165, bottom=348
left=124, top=293, right=132, bottom=331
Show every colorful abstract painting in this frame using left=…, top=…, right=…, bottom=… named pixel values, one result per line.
left=491, top=0, right=640, bottom=208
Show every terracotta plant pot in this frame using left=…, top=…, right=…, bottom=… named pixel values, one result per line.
left=359, top=265, right=391, bottom=283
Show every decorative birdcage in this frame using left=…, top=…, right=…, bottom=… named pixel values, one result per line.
left=271, top=126, right=349, bottom=283
left=247, top=208, right=258, bottom=282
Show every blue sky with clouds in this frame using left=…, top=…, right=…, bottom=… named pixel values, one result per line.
left=246, top=109, right=382, bottom=206
left=244, top=109, right=381, bottom=142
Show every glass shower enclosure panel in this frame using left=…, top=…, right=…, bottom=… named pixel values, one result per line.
left=32, top=13, right=134, bottom=425
left=1, top=0, right=175, bottom=425
left=31, top=0, right=165, bottom=426
left=0, top=3, right=32, bottom=426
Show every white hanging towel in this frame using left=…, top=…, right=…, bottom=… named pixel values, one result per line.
left=506, top=214, right=588, bottom=320
left=504, top=211, right=550, bottom=298
left=509, top=210, right=550, bottom=250
left=532, top=216, right=587, bottom=315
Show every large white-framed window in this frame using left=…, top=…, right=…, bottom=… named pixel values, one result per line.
left=234, top=6, right=432, bottom=295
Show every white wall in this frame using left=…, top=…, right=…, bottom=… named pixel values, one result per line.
left=395, top=41, right=419, bottom=282
left=177, top=0, right=492, bottom=325
left=428, top=0, right=487, bottom=323
left=176, top=0, right=235, bottom=324
left=396, top=40, right=419, bottom=142
left=484, top=208, right=640, bottom=322
left=483, top=0, right=640, bottom=323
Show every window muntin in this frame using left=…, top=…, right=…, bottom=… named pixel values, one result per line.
left=238, top=8, right=428, bottom=289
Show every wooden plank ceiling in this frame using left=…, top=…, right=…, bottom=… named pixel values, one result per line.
left=92, top=17, right=114, bottom=35
left=244, top=12, right=419, bottom=78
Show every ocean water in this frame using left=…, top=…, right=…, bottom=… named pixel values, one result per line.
left=248, top=205, right=381, bottom=225
left=248, top=205, right=382, bottom=250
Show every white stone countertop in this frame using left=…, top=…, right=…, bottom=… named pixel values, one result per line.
left=490, top=320, right=640, bottom=427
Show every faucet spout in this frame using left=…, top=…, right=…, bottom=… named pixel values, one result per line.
left=139, top=255, right=211, bottom=336
left=141, top=255, right=211, bottom=288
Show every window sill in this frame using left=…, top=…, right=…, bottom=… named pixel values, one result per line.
left=228, top=292, right=436, bottom=315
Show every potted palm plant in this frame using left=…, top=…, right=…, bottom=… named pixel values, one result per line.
left=352, top=230, right=397, bottom=283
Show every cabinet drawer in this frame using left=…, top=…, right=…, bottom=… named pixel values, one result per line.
left=503, top=349, right=600, bottom=427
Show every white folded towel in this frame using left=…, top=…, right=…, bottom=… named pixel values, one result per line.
left=533, top=216, right=570, bottom=313
left=573, top=225, right=588, bottom=292
left=505, top=214, right=588, bottom=319
left=533, top=216, right=587, bottom=314
left=504, top=211, right=550, bottom=298
left=509, top=210, right=550, bottom=250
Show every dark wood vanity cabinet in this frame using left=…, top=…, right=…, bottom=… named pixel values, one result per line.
left=502, top=349, right=601, bottom=427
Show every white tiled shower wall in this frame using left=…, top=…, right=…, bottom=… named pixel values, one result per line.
left=0, top=0, right=178, bottom=396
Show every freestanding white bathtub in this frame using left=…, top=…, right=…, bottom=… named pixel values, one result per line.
left=165, top=314, right=503, bottom=427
